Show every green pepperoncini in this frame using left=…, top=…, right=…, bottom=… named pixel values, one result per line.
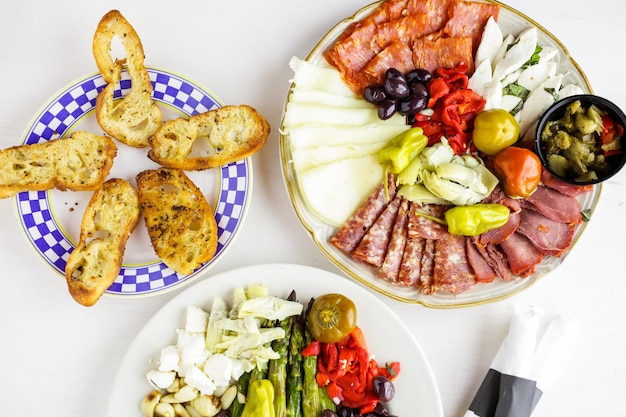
left=444, top=203, right=510, bottom=236
left=241, top=379, right=275, bottom=417
left=378, top=127, right=428, bottom=174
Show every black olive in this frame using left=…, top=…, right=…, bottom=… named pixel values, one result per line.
left=378, top=99, right=397, bottom=120
left=323, top=410, right=339, bottom=417
left=372, top=375, right=395, bottom=402
left=363, top=85, right=387, bottom=104
left=384, top=68, right=409, bottom=99
left=397, top=95, right=427, bottom=116
left=406, top=68, right=432, bottom=85
left=410, top=82, right=429, bottom=99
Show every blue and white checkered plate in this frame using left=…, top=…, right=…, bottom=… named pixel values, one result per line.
left=15, top=68, right=252, bottom=297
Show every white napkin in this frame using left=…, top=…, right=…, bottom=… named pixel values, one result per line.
left=463, top=303, right=580, bottom=417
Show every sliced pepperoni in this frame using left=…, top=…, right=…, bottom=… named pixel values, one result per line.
left=379, top=197, right=410, bottom=282
left=442, top=1, right=500, bottom=54
left=353, top=195, right=402, bottom=267
left=329, top=177, right=396, bottom=254
left=361, top=41, right=414, bottom=87
left=430, top=234, right=476, bottom=294
left=411, top=35, right=474, bottom=74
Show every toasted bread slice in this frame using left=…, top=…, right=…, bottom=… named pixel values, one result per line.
left=0, top=131, right=117, bottom=199
left=93, top=10, right=162, bottom=148
left=65, top=178, right=140, bottom=306
left=136, top=168, right=218, bottom=275
left=147, top=104, right=270, bottom=170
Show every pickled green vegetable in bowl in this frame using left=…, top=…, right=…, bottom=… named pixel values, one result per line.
left=535, top=94, right=626, bottom=185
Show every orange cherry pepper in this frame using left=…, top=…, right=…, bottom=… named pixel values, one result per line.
left=492, top=147, right=542, bottom=198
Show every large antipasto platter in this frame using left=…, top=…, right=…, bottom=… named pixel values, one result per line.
left=105, top=263, right=444, bottom=417
left=279, top=0, right=601, bottom=307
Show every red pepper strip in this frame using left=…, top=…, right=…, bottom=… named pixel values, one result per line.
left=600, top=115, right=615, bottom=144
left=326, top=381, right=343, bottom=403
left=441, top=89, right=486, bottom=133
left=427, top=77, right=451, bottom=108
left=301, top=340, right=320, bottom=356
left=379, top=361, right=401, bottom=381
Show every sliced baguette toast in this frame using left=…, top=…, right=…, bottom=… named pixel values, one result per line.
left=147, top=104, right=270, bottom=170
left=136, top=168, right=218, bottom=275
left=0, top=131, right=117, bottom=199
left=65, top=178, right=140, bottom=307
left=93, top=10, right=162, bottom=148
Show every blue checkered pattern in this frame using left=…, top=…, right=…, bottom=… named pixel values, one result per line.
left=16, top=68, right=251, bottom=296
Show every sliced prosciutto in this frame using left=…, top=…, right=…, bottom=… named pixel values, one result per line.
left=479, top=211, right=520, bottom=245
left=541, top=170, right=594, bottom=197
left=471, top=239, right=512, bottom=281
left=353, top=195, right=402, bottom=267
left=429, top=234, right=476, bottom=294
left=379, top=198, right=410, bottom=282
left=329, top=177, right=396, bottom=253
left=466, top=237, right=497, bottom=283
left=522, top=185, right=583, bottom=225
left=499, top=232, right=544, bottom=277
left=517, top=209, right=575, bottom=257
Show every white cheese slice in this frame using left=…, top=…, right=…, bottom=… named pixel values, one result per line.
left=289, top=87, right=372, bottom=109
left=475, top=17, right=503, bottom=66
left=282, top=102, right=406, bottom=128
left=297, top=155, right=384, bottom=227
left=291, top=142, right=386, bottom=173
left=184, top=306, right=209, bottom=333
left=492, top=28, right=537, bottom=81
left=289, top=56, right=357, bottom=97
left=158, top=345, right=180, bottom=372
left=287, top=124, right=408, bottom=150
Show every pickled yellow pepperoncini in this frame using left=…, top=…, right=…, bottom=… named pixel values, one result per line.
left=444, top=203, right=510, bottom=236
left=241, top=379, right=275, bottom=417
left=472, top=109, right=520, bottom=155
left=378, top=127, right=428, bottom=174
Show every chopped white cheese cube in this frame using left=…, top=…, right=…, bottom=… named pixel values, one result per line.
left=158, top=345, right=180, bottom=372
left=146, top=369, right=176, bottom=390
left=177, top=329, right=208, bottom=364
left=203, top=354, right=233, bottom=387
left=179, top=363, right=217, bottom=396
left=185, top=306, right=209, bottom=333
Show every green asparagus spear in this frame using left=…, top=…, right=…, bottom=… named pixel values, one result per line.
left=229, top=370, right=251, bottom=417
left=286, top=316, right=304, bottom=417
left=269, top=291, right=297, bottom=417
left=302, top=298, right=322, bottom=417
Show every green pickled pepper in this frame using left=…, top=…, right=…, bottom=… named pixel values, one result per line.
left=241, top=379, right=275, bottom=417
left=444, top=203, right=510, bottom=236
left=378, top=127, right=428, bottom=174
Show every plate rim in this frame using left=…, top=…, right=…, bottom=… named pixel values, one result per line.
left=104, top=262, right=445, bottom=417
left=13, top=66, right=253, bottom=298
left=279, top=0, right=602, bottom=308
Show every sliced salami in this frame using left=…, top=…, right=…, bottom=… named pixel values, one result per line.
left=353, top=194, right=402, bottom=267
left=407, top=203, right=448, bottom=240
left=379, top=198, right=410, bottom=282
left=430, top=234, right=476, bottom=294
left=397, top=236, right=426, bottom=286
left=418, top=239, right=436, bottom=293
left=329, top=177, right=396, bottom=253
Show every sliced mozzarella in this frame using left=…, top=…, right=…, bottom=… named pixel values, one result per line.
left=492, top=27, right=538, bottom=82
left=283, top=102, right=406, bottom=128
left=481, top=80, right=503, bottom=111
left=289, top=87, right=372, bottom=108
left=291, top=142, right=386, bottom=172
left=517, top=74, right=563, bottom=135
left=297, top=155, right=384, bottom=227
left=516, top=61, right=557, bottom=92
left=500, top=95, right=523, bottom=113
left=468, top=58, right=493, bottom=97
left=287, top=124, right=408, bottom=150
left=538, top=46, right=559, bottom=63
left=475, top=17, right=503, bottom=65
left=558, top=83, right=585, bottom=99
left=492, top=33, right=516, bottom=69
left=289, top=56, right=357, bottom=97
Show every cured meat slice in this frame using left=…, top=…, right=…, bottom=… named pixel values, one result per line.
left=499, top=232, right=544, bottom=277
left=329, top=177, right=396, bottom=253
left=482, top=184, right=521, bottom=213
left=407, top=203, right=448, bottom=240
left=379, top=198, right=410, bottom=282
left=407, top=0, right=456, bottom=20
left=398, top=236, right=425, bottom=286
left=541, top=170, right=593, bottom=197
left=362, top=41, right=415, bottom=87
left=517, top=209, right=575, bottom=257
left=442, top=0, right=500, bottom=54
left=430, top=234, right=476, bottom=294
left=419, top=239, right=436, bottom=292
left=466, top=237, right=496, bottom=283
left=353, top=195, right=402, bottom=267
left=411, top=35, right=474, bottom=74
left=479, top=211, right=520, bottom=245
left=471, top=239, right=512, bottom=281
left=522, top=185, right=582, bottom=225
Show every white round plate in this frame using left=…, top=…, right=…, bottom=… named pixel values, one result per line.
left=279, top=1, right=601, bottom=307
left=15, top=68, right=252, bottom=297
left=105, top=263, right=444, bottom=417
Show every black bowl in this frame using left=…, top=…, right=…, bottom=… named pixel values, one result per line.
left=534, top=94, right=626, bottom=185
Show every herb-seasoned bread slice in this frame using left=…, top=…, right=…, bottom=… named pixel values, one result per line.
left=65, top=178, right=140, bottom=307
left=93, top=10, right=162, bottom=148
left=147, top=104, right=270, bottom=170
left=136, top=168, right=218, bottom=275
left=0, top=131, right=117, bottom=199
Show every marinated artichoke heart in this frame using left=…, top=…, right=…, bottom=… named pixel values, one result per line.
left=541, top=100, right=612, bottom=182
